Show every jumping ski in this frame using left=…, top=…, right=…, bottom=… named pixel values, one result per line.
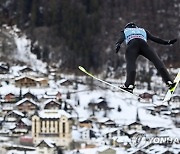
left=163, top=70, right=180, bottom=102
left=78, top=66, right=145, bottom=101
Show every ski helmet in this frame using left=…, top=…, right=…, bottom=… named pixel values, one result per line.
left=125, top=22, right=137, bottom=28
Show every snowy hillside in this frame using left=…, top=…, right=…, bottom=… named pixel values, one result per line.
left=2, top=25, right=47, bottom=74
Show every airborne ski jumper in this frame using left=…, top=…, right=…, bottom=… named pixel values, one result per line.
left=116, top=22, right=177, bottom=93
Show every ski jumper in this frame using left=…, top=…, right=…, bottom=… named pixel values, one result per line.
left=116, top=27, right=173, bottom=87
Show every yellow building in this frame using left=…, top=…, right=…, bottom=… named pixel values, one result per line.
left=32, top=110, right=72, bottom=147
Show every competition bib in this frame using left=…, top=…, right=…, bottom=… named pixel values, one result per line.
left=124, top=28, right=147, bottom=44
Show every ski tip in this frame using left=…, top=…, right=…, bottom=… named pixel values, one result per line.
left=78, top=66, right=86, bottom=72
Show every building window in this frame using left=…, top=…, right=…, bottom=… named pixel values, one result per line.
left=53, top=121, right=56, bottom=133
left=44, top=120, right=47, bottom=133
left=62, top=122, right=66, bottom=137
left=34, top=119, right=36, bottom=137
left=58, top=121, right=59, bottom=133
left=62, top=122, right=65, bottom=133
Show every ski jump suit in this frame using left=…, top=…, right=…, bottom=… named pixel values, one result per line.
left=116, top=27, right=177, bottom=88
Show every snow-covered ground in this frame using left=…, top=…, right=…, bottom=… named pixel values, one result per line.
left=0, top=73, right=179, bottom=153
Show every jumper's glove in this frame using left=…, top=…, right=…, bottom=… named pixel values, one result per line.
left=167, top=39, right=177, bottom=45
left=115, top=43, right=120, bottom=53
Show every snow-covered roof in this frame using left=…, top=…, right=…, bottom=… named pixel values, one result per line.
left=19, top=66, right=34, bottom=72
left=43, top=139, right=56, bottom=148
left=96, top=97, right=105, bottom=103
left=101, top=128, right=119, bottom=135
left=3, top=122, right=16, bottom=130
left=44, top=99, right=60, bottom=105
left=43, top=90, right=61, bottom=99
left=38, top=109, right=71, bottom=119
left=21, top=118, right=32, bottom=126
left=113, top=136, right=131, bottom=143
left=43, top=95, right=56, bottom=99
left=79, top=118, right=93, bottom=123
left=36, top=139, right=56, bottom=148
left=45, top=90, right=61, bottom=96
left=0, top=129, right=10, bottom=134
left=145, top=145, right=172, bottom=154
left=14, top=75, right=36, bottom=81
left=8, top=110, right=24, bottom=117
left=97, top=146, right=115, bottom=152
left=14, top=75, right=47, bottom=82
left=57, top=79, right=68, bottom=84
left=98, top=117, right=113, bottom=123
left=16, top=98, right=39, bottom=106
left=35, top=77, right=48, bottom=82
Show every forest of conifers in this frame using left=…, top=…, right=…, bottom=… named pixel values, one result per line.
left=0, top=0, right=180, bottom=72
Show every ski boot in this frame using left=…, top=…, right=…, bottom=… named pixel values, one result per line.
left=166, top=81, right=176, bottom=91
left=120, top=84, right=135, bottom=93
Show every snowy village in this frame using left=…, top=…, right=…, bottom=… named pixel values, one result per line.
left=0, top=1, right=180, bottom=154
left=0, top=52, right=180, bottom=154
left=0, top=26, right=179, bottom=154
